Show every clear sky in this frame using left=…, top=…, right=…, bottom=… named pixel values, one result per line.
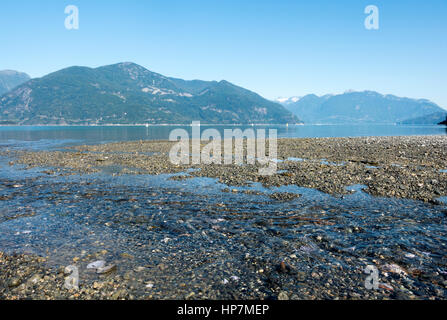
left=1, top=0, right=446, bottom=108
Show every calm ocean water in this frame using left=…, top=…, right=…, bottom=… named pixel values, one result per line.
left=0, top=124, right=446, bottom=148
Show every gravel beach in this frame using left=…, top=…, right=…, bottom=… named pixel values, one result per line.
left=1, top=135, right=447, bottom=300
left=7, top=135, right=447, bottom=203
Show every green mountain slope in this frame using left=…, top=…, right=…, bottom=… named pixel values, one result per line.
left=0, top=62, right=298, bottom=125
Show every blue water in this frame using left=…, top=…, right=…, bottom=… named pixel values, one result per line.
left=0, top=124, right=445, bottom=148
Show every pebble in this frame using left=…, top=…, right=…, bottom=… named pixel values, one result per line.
left=9, top=277, right=21, bottom=288
left=121, top=253, right=134, bottom=259
left=87, top=260, right=106, bottom=270
left=145, top=282, right=154, bottom=289
left=93, top=281, right=104, bottom=290
left=383, top=264, right=408, bottom=277
left=379, top=283, right=394, bottom=291
left=185, top=292, right=195, bottom=299
left=28, top=274, right=43, bottom=284
left=96, top=264, right=117, bottom=275
left=278, top=291, right=289, bottom=300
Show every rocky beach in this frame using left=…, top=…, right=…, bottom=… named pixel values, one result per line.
left=1, top=135, right=447, bottom=300
left=7, top=135, right=447, bottom=202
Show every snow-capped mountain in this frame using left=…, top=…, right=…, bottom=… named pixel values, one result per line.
left=277, top=91, right=445, bottom=124
left=275, top=96, right=302, bottom=105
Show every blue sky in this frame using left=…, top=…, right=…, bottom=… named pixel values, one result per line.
left=1, top=0, right=446, bottom=108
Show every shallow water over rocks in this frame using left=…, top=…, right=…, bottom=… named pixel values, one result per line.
left=1, top=156, right=446, bottom=299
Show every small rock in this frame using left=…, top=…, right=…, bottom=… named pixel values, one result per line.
left=158, top=263, right=168, bottom=271
left=280, top=261, right=287, bottom=273
left=96, top=264, right=117, bottom=274
left=278, top=291, right=289, bottom=300
left=379, top=283, right=394, bottom=291
left=123, top=271, right=133, bottom=280
left=93, top=281, right=104, bottom=290
left=27, top=274, right=43, bottom=285
left=8, top=278, right=21, bottom=288
left=121, top=253, right=134, bottom=259
left=145, top=282, right=154, bottom=289
left=111, top=289, right=127, bottom=300
left=296, top=272, right=306, bottom=281
left=87, top=260, right=106, bottom=270
left=185, top=292, right=195, bottom=299
left=383, top=264, right=408, bottom=276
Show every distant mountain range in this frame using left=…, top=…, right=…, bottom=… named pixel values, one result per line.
left=276, top=91, right=446, bottom=124
left=0, top=70, right=30, bottom=96
left=0, top=63, right=298, bottom=125
left=1, top=64, right=445, bottom=126
left=399, top=111, right=447, bottom=125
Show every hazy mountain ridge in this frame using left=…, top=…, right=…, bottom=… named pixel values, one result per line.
left=399, top=111, right=447, bottom=125
left=279, top=91, right=445, bottom=124
left=0, top=70, right=31, bottom=96
left=0, top=62, right=298, bottom=125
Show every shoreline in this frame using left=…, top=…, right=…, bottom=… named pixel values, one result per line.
left=5, top=135, right=447, bottom=203
left=0, top=123, right=445, bottom=128
left=0, top=123, right=304, bottom=128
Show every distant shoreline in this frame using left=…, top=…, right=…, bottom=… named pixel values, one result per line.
left=1, top=123, right=446, bottom=128
left=0, top=123, right=305, bottom=127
